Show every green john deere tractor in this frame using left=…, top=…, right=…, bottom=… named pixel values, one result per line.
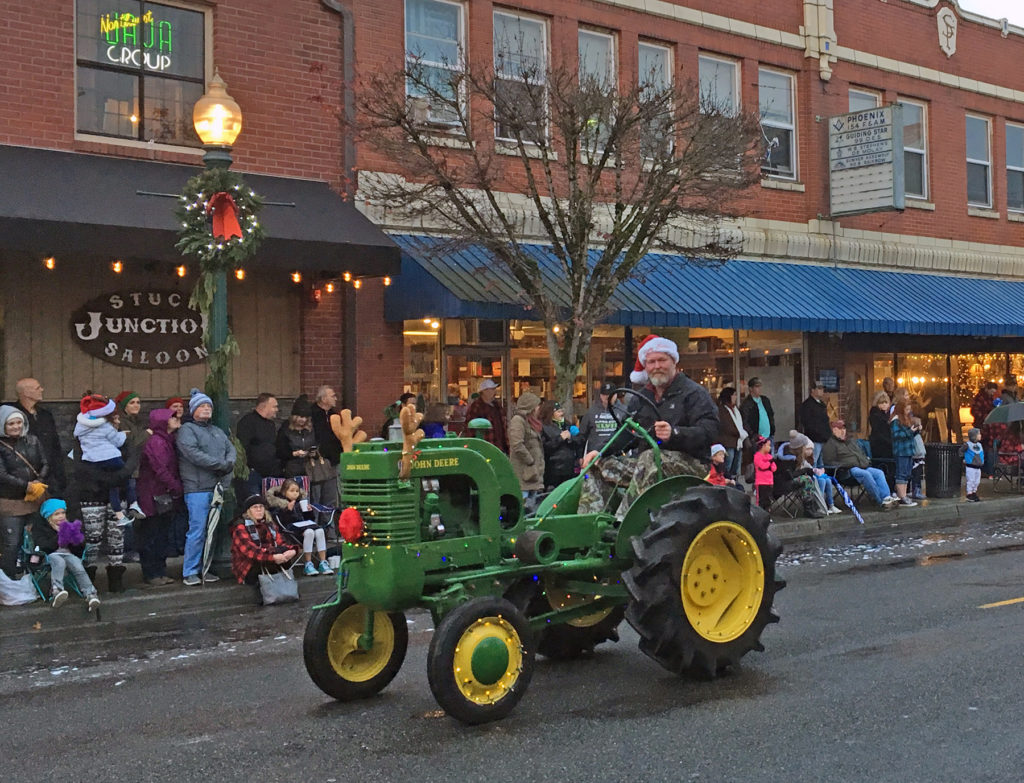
left=302, top=390, right=784, bottom=724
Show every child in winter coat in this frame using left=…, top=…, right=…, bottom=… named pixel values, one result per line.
left=706, top=444, right=736, bottom=487
left=753, top=435, right=776, bottom=511
left=266, top=479, right=333, bottom=576
left=962, top=427, right=984, bottom=503
left=74, top=394, right=128, bottom=520
left=30, top=498, right=100, bottom=610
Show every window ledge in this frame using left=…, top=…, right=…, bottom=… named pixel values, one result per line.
left=1008, top=211, right=1024, bottom=223
left=495, top=141, right=557, bottom=160
left=760, top=178, right=805, bottom=192
left=421, top=133, right=474, bottom=150
left=904, top=199, right=935, bottom=211
left=967, top=206, right=1000, bottom=219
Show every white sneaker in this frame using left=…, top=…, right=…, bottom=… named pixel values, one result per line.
left=51, top=590, right=69, bottom=609
left=827, top=505, right=842, bottom=515
left=899, top=497, right=918, bottom=507
left=888, top=494, right=900, bottom=502
left=87, top=595, right=101, bottom=611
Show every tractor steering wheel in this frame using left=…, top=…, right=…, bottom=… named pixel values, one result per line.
left=607, top=387, right=663, bottom=440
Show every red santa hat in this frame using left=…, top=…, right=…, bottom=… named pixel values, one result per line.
left=629, top=334, right=680, bottom=384
left=80, top=393, right=115, bottom=418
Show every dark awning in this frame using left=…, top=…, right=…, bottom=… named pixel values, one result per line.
left=387, top=233, right=1024, bottom=336
left=0, top=144, right=399, bottom=276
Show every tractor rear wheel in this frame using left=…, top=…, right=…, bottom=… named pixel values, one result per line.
left=623, top=485, right=784, bottom=678
left=427, top=596, right=535, bottom=724
left=303, top=594, right=408, bottom=700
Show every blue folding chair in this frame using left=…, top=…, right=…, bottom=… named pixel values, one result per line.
left=20, top=528, right=91, bottom=601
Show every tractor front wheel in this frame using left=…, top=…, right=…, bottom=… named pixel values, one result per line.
left=303, top=594, right=408, bottom=701
left=623, top=486, right=784, bottom=677
left=427, top=597, right=535, bottom=724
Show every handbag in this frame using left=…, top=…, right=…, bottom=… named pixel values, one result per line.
left=258, top=566, right=299, bottom=605
left=153, top=494, right=175, bottom=515
left=307, top=454, right=336, bottom=483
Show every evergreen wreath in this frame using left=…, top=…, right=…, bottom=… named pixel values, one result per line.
left=175, top=167, right=265, bottom=402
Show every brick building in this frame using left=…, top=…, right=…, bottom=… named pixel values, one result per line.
left=5, top=0, right=1024, bottom=443
left=352, top=0, right=1024, bottom=441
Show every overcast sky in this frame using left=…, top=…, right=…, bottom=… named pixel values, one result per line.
left=959, top=0, right=1024, bottom=26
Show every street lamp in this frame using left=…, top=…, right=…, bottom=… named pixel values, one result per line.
left=193, top=72, right=243, bottom=435
left=193, top=72, right=243, bottom=168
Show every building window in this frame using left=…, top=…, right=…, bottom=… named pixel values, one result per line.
left=578, top=29, right=615, bottom=87
left=493, top=10, right=547, bottom=142
left=899, top=99, right=928, bottom=199
left=1007, top=123, right=1024, bottom=212
left=966, top=114, right=992, bottom=207
left=698, top=54, right=738, bottom=115
left=405, top=0, right=464, bottom=127
left=848, top=88, right=880, bottom=113
left=758, top=68, right=795, bottom=179
left=76, top=0, right=206, bottom=145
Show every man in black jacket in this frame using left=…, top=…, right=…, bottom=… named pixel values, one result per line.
left=310, top=385, right=342, bottom=506
left=578, top=381, right=626, bottom=454
left=9, top=378, right=65, bottom=494
left=579, top=335, right=719, bottom=517
left=739, top=377, right=775, bottom=444
left=235, top=393, right=281, bottom=496
left=799, top=381, right=832, bottom=466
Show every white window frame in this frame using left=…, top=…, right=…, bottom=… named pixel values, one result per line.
left=638, top=41, right=671, bottom=91
left=404, top=0, right=466, bottom=127
left=1007, top=122, right=1024, bottom=212
left=758, top=67, right=796, bottom=180
left=493, top=9, right=548, bottom=143
left=848, top=88, right=881, bottom=113
left=578, top=28, right=616, bottom=88
left=898, top=97, right=928, bottom=200
left=698, top=54, right=739, bottom=116
left=966, top=114, right=992, bottom=208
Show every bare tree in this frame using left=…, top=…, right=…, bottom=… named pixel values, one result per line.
left=357, top=43, right=762, bottom=409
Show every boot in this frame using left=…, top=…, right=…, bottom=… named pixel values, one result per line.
left=106, top=564, right=127, bottom=593
left=85, top=565, right=98, bottom=583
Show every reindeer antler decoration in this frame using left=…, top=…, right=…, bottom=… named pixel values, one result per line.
left=330, top=409, right=368, bottom=453
left=399, top=401, right=425, bottom=479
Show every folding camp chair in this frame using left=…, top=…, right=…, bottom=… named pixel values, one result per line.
left=21, top=528, right=90, bottom=601
left=992, top=439, right=1022, bottom=493
left=262, top=476, right=339, bottom=542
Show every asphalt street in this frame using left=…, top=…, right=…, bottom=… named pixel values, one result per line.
left=4, top=516, right=1024, bottom=782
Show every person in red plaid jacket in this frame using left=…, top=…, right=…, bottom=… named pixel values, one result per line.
left=230, top=494, right=299, bottom=585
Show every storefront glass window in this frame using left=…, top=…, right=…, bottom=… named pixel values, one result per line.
left=403, top=319, right=442, bottom=402
left=897, top=353, right=951, bottom=441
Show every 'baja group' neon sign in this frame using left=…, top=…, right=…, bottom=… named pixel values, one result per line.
left=100, top=11, right=174, bottom=72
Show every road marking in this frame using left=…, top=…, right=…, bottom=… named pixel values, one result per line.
left=979, top=596, right=1024, bottom=609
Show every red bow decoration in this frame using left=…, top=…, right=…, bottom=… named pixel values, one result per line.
left=205, top=191, right=243, bottom=240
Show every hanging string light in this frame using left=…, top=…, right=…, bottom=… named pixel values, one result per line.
left=383, top=276, right=392, bottom=286
left=291, top=271, right=302, bottom=284
left=176, top=265, right=187, bottom=277
left=111, top=260, right=123, bottom=273
left=353, top=279, right=362, bottom=289
left=343, top=271, right=352, bottom=282
left=235, top=268, right=246, bottom=280
left=43, top=257, right=55, bottom=270
left=325, top=282, right=335, bottom=293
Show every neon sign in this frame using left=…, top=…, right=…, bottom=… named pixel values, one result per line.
left=100, top=10, right=174, bottom=72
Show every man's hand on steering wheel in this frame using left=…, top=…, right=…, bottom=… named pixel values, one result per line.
left=652, top=420, right=672, bottom=441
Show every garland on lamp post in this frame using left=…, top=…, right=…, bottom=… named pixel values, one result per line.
left=175, top=167, right=265, bottom=400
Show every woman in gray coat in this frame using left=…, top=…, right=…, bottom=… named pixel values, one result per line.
left=508, top=392, right=544, bottom=513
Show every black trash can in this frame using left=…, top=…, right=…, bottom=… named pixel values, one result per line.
left=925, top=443, right=962, bottom=498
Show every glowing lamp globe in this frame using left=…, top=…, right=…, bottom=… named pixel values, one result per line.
left=193, top=73, right=243, bottom=147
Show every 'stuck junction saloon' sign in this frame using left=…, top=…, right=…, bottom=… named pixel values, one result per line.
left=71, top=290, right=208, bottom=369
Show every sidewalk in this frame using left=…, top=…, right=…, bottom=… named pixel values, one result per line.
left=3, top=483, right=1023, bottom=636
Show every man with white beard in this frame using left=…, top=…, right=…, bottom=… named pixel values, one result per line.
left=578, top=335, right=719, bottom=517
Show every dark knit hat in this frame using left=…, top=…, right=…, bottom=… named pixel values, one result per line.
left=241, top=494, right=267, bottom=515
left=291, top=394, right=313, bottom=417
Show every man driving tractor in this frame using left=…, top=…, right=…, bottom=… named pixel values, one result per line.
left=578, top=334, right=720, bottom=517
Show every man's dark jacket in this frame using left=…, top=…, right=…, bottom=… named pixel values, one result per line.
left=608, top=373, right=719, bottom=459
left=235, top=410, right=281, bottom=477
left=740, top=393, right=775, bottom=442
left=311, top=405, right=342, bottom=465
left=799, top=395, right=832, bottom=444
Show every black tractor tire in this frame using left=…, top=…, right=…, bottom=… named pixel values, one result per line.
left=427, top=596, right=535, bottom=724
left=623, top=485, right=784, bottom=678
left=534, top=605, right=625, bottom=660
left=303, top=594, right=408, bottom=701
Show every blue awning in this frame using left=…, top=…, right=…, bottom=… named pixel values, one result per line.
left=385, top=233, right=1024, bottom=336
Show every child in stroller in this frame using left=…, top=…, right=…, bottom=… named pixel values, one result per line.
left=265, top=479, right=334, bottom=576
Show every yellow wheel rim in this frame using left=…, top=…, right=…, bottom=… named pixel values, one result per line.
left=680, top=521, right=765, bottom=643
left=326, top=604, right=395, bottom=682
left=543, top=575, right=613, bottom=628
left=452, top=615, right=523, bottom=704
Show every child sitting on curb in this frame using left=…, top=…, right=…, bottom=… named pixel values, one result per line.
left=30, top=499, right=100, bottom=610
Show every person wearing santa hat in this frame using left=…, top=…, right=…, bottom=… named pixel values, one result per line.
left=74, top=394, right=128, bottom=521
left=578, top=334, right=719, bottom=518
